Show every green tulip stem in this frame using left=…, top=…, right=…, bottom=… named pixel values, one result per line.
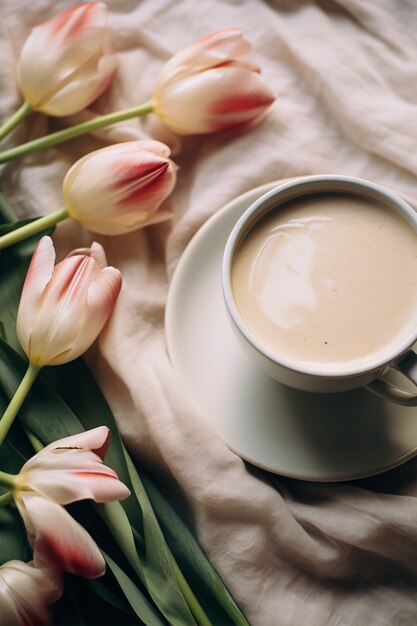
left=0, top=206, right=69, bottom=250
left=0, top=362, right=41, bottom=446
left=0, top=101, right=33, bottom=142
left=172, top=556, right=213, bottom=626
left=0, top=490, right=14, bottom=506
left=0, top=100, right=155, bottom=163
left=0, top=472, right=16, bottom=489
left=0, top=471, right=16, bottom=489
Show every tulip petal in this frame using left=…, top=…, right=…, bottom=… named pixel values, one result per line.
left=87, top=267, right=123, bottom=324
left=87, top=241, right=108, bottom=268
left=155, top=65, right=275, bottom=134
left=18, top=427, right=130, bottom=505
left=42, top=48, right=117, bottom=117
left=18, top=3, right=116, bottom=116
left=63, top=266, right=122, bottom=361
left=0, top=592, right=23, bottom=626
left=102, top=207, right=175, bottom=231
left=64, top=143, right=172, bottom=214
left=153, top=29, right=275, bottom=135
left=21, top=466, right=130, bottom=506
left=0, top=560, right=61, bottom=626
left=113, top=160, right=171, bottom=205
left=16, top=236, right=55, bottom=357
left=27, top=258, right=90, bottom=365
left=63, top=140, right=177, bottom=235
left=19, top=5, right=105, bottom=104
left=16, top=494, right=106, bottom=579
left=155, top=29, right=255, bottom=89
left=39, top=425, right=111, bottom=459
left=209, top=81, right=276, bottom=132
left=66, top=241, right=108, bottom=269
left=28, top=254, right=104, bottom=365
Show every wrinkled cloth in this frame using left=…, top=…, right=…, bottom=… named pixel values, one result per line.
left=1, top=1, right=417, bottom=625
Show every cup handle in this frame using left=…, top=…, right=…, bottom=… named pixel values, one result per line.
left=366, top=350, right=417, bottom=406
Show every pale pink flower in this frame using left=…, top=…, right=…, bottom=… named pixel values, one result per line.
left=13, top=427, right=130, bottom=579
left=0, top=560, right=61, bottom=626
left=152, top=29, right=275, bottom=135
left=18, top=3, right=117, bottom=116
left=16, top=237, right=122, bottom=366
left=63, top=140, right=177, bottom=235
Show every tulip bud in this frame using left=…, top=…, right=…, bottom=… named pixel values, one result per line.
left=17, top=2, right=117, bottom=116
left=152, top=29, right=275, bottom=135
left=62, top=140, right=177, bottom=235
left=0, top=560, right=61, bottom=626
left=16, top=237, right=122, bottom=366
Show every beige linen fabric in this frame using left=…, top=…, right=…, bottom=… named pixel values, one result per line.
left=1, top=1, right=417, bottom=624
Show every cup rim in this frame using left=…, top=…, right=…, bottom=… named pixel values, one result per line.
left=222, top=174, right=417, bottom=380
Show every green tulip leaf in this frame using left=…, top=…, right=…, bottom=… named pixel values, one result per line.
left=102, top=551, right=168, bottom=626
left=97, top=501, right=145, bottom=583
left=84, top=578, right=134, bottom=618
left=56, top=574, right=142, bottom=626
left=139, top=469, right=250, bottom=626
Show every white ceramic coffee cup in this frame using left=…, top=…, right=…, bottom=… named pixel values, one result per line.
left=222, top=175, right=417, bottom=405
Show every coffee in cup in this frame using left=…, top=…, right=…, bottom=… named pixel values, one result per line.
left=222, top=176, right=417, bottom=404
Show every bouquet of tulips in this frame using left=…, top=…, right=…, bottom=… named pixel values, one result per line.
left=0, top=3, right=275, bottom=625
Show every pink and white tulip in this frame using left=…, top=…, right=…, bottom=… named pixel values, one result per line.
left=152, top=29, right=275, bottom=135
left=17, top=3, right=117, bottom=116
left=63, top=140, right=177, bottom=235
left=0, top=560, right=61, bottom=626
left=16, top=237, right=122, bottom=366
left=13, top=427, right=130, bottom=579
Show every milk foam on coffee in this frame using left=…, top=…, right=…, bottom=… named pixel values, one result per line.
left=231, top=192, right=417, bottom=372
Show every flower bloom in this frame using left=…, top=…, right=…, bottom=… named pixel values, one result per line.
left=62, top=140, right=177, bottom=235
left=16, top=237, right=122, bottom=366
left=17, top=3, right=117, bottom=116
left=152, top=29, right=275, bottom=135
left=0, top=560, right=61, bottom=625
left=12, top=427, right=130, bottom=579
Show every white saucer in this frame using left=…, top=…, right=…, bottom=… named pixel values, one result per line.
left=165, top=181, right=417, bottom=481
